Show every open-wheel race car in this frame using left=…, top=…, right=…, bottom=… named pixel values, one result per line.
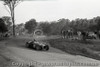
left=25, top=39, right=49, bottom=51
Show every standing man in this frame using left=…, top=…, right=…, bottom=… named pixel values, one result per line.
left=61, top=30, right=66, bottom=38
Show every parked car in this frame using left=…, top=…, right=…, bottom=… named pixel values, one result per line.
left=25, top=39, right=49, bottom=51
left=85, top=32, right=97, bottom=39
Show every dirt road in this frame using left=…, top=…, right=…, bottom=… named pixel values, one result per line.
left=1, top=36, right=100, bottom=67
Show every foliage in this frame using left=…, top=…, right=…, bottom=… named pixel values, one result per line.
left=23, top=16, right=100, bottom=35
left=2, top=16, right=12, bottom=29
left=39, top=22, right=51, bottom=35
left=1, top=0, right=22, bottom=36
left=36, top=17, right=100, bottom=35
left=16, top=23, right=26, bottom=35
left=70, top=18, right=89, bottom=31
left=25, top=19, right=37, bottom=33
left=49, top=19, right=69, bottom=35
left=0, top=18, right=8, bottom=33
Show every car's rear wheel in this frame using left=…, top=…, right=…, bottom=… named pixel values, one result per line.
left=25, top=42, right=29, bottom=48
left=44, top=45, right=49, bottom=51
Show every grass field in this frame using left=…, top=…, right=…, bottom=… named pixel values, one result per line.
left=48, top=38, right=100, bottom=60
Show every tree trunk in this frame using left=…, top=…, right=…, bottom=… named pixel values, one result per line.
left=12, top=14, right=15, bottom=37
left=11, top=5, right=15, bottom=37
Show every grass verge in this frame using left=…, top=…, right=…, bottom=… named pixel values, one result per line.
left=48, top=38, right=100, bottom=60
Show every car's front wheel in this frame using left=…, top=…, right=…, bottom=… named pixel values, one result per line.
left=43, top=45, right=49, bottom=51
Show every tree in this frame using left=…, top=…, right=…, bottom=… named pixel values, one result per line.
left=88, top=16, right=100, bottom=31
left=16, top=23, right=25, bottom=35
left=39, top=22, right=51, bottom=35
left=2, top=16, right=12, bottom=29
left=94, top=16, right=100, bottom=30
left=49, top=19, right=69, bottom=35
left=0, top=18, right=8, bottom=33
left=70, top=18, right=89, bottom=31
left=1, top=0, right=22, bottom=36
left=25, top=19, right=37, bottom=33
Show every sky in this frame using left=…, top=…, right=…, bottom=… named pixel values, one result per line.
left=0, top=0, right=100, bottom=24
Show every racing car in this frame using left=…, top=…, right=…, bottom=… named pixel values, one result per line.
left=25, top=39, right=49, bottom=51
